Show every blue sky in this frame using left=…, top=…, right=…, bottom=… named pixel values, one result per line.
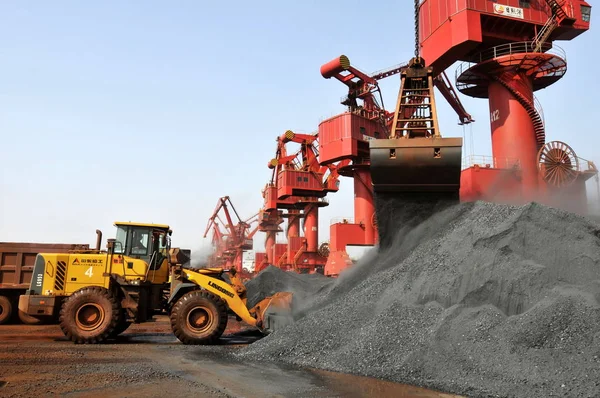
left=1, top=1, right=599, bottom=257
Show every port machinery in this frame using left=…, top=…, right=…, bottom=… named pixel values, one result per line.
left=422, top=0, right=599, bottom=213
left=317, top=49, right=474, bottom=275
left=241, top=0, right=598, bottom=278
left=203, top=196, right=258, bottom=278
left=314, top=0, right=597, bottom=276
left=254, top=130, right=343, bottom=274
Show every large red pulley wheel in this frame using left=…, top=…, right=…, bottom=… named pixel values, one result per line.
left=537, top=141, right=579, bottom=188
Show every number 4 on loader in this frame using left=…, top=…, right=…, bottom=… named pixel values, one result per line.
left=18, top=222, right=295, bottom=344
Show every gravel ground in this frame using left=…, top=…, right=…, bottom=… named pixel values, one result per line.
left=0, top=317, right=458, bottom=398
left=235, top=200, right=600, bottom=398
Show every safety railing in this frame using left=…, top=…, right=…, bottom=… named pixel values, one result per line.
left=330, top=217, right=355, bottom=225
left=455, top=41, right=567, bottom=83
left=462, top=155, right=521, bottom=170
left=576, top=157, right=599, bottom=173
left=534, top=96, right=545, bottom=128
left=370, top=62, right=406, bottom=79
left=329, top=102, right=387, bottom=122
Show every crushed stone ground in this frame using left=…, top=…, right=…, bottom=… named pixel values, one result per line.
left=235, top=200, right=600, bottom=398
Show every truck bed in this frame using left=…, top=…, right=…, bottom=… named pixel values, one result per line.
left=0, top=242, right=90, bottom=289
left=0, top=242, right=90, bottom=325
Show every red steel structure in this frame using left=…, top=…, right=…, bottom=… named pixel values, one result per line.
left=416, top=0, right=597, bottom=213
left=255, top=130, right=340, bottom=274
left=318, top=54, right=473, bottom=276
left=317, top=0, right=598, bottom=278
left=203, top=196, right=258, bottom=275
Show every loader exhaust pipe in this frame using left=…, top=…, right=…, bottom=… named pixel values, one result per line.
left=95, top=229, right=102, bottom=251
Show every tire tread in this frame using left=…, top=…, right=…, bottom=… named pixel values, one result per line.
left=59, top=286, right=121, bottom=344
left=169, top=289, right=228, bottom=345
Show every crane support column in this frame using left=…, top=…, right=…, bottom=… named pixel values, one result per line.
left=265, top=232, right=276, bottom=266
left=456, top=42, right=570, bottom=204
left=354, top=169, right=376, bottom=244
left=488, top=76, right=539, bottom=200
left=287, top=210, right=301, bottom=238
left=304, top=205, right=318, bottom=253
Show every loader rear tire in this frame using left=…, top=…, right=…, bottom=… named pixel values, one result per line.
left=59, top=286, right=120, bottom=344
left=170, top=290, right=228, bottom=345
left=0, top=296, right=13, bottom=325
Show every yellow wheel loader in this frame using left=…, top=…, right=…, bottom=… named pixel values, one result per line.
left=18, top=222, right=294, bottom=344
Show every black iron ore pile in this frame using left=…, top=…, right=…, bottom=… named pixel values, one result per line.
left=236, top=199, right=600, bottom=398
left=244, top=265, right=333, bottom=309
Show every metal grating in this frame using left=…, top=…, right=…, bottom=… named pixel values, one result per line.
left=54, top=261, right=67, bottom=291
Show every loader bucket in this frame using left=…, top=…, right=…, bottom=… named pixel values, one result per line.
left=369, top=137, right=463, bottom=193
left=251, top=291, right=295, bottom=334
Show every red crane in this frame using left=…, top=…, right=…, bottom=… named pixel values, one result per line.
left=255, top=130, right=345, bottom=274
left=203, top=196, right=258, bottom=274
left=317, top=0, right=597, bottom=279
left=317, top=52, right=473, bottom=276
left=414, top=0, right=597, bottom=214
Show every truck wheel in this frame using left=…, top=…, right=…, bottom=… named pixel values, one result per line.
left=0, top=296, right=13, bottom=325
left=59, top=286, right=121, bottom=344
left=170, top=290, right=228, bottom=345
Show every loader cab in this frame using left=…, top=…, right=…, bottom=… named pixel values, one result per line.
left=111, top=222, right=171, bottom=281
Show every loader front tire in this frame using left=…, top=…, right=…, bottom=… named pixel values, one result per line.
left=170, top=290, right=228, bottom=345
left=59, top=286, right=121, bottom=344
left=0, top=296, right=13, bottom=325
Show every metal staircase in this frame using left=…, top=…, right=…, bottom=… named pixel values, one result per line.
left=532, top=0, right=576, bottom=53
left=491, top=73, right=545, bottom=150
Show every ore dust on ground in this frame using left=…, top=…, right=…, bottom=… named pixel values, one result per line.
left=0, top=317, right=460, bottom=398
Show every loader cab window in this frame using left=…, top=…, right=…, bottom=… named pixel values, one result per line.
left=131, top=229, right=150, bottom=256
left=149, top=230, right=169, bottom=270
left=157, top=231, right=169, bottom=251
left=114, top=226, right=128, bottom=254
left=113, top=225, right=151, bottom=257
left=113, top=225, right=168, bottom=269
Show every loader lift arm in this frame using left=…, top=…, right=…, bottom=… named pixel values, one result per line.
left=170, top=267, right=294, bottom=335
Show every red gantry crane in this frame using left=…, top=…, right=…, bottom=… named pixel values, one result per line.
left=416, top=0, right=598, bottom=214
left=318, top=49, right=474, bottom=276
left=203, top=196, right=258, bottom=275
left=318, top=0, right=598, bottom=278
left=255, top=130, right=344, bottom=274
